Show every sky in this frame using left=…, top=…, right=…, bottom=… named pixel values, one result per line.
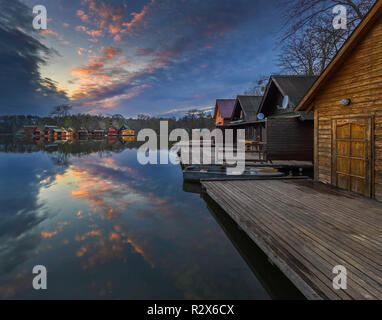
left=0, top=0, right=283, bottom=118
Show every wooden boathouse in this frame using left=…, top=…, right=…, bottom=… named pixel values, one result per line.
left=229, top=76, right=317, bottom=161
left=202, top=1, right=382, bottom=300
left=213, top=99, right=236, bottom=127
left=108, top=127, right=118, bottom=137
left=295, top=0, right=382, bottom=200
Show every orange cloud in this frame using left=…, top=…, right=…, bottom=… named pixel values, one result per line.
left=40, top=29, right=58, bottom=37
left=41, top=231, right=58, bottom=238
left=75, top=25, right=87, bottom=32
left=78, top=48, right=86, bottom=56
left=77, top=10, right=90, bottom=22
left=123, top=0, right=155, bottom=33
left=83, top=0, right=125, bottom=36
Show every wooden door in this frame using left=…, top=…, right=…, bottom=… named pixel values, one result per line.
left=332, top=118, right=373, bottom=197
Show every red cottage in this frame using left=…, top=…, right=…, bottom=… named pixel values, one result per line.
left=108, top=127, right=118, bottom=136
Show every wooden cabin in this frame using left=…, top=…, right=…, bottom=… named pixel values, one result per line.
left=93, top=128, right=105, bottom=138
left=78, top=128, right=88, bottom=138
left=229, top=96, right=263, bottom=141
left=108, top=127, right=118, bottom=136
left=119, top=125, right=135, bottom=136
left=295, top=1, right=382, bottom=200
left=213, top=99, right=236, bottom=127
left=33, top=127, right=42, bottom=137
left=43, top=126, right=57, bottom=137
left=54, top=128, right=67, bottom=140
left=122, top=135, right=136, bottom=142
left=251, top=75, right=317, bottom=161
left=107, top=135, right=118, bottom=144
left=23, top=125, right=36, bottom=136
left=66, top=128, right=76, bottom=138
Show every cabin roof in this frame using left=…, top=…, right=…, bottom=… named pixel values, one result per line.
left=295, top=0, right=382, bottom=112
left=214, top=99, right=236, bottom=119
left=234, top=96, right=263, bottom=122
left=259, top=75, right=318, bottom=113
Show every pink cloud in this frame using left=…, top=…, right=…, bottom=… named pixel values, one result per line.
left=40, top=29, right=58, bottom=37
left=122, top=0, right=155, bottom=34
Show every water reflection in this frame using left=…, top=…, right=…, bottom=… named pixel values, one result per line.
left=0, top=137, right=299, bottom=300
left=200, top=194, right=305, bottom=300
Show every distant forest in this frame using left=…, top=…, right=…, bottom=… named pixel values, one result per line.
left=0, top=107, right=215, bottom=134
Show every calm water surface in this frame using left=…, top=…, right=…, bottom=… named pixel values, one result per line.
left=0, top=137, right=302, bottom=300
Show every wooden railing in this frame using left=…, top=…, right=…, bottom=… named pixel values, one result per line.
left=245, top=140, right=267, bottom=162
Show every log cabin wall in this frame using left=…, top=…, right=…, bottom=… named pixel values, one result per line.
left=266, top=118, right=314, bottom=161
left=312, top=14, right=382, bottom=200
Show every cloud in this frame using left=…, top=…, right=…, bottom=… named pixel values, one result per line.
left=1, top=0, right=279, bottom=116
left=82, top=0, right=126, bottom=35
left=0, top=0, right=68, bottom=115
left=40, top=29, right=58, bottom=37
left=122, top=0, right=155, bottom=34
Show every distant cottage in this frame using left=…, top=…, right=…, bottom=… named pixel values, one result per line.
left=213, top=99, right=236, bottom=127
left=108, top=127, right=118, bottom=136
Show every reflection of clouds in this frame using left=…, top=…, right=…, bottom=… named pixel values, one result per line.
left=0, top=155, right=64, bottom=280
left=40, top=221, right=70, bottom=239
left=67, top=156, right=178, bottom=220
left=0, top=273, right=33, bottom=299
left=75, top=224, right=155, bottom=270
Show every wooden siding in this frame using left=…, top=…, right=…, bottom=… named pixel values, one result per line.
left=312, top=14, right=382, bottom=200
left=266, top=118, right=313, bottom=161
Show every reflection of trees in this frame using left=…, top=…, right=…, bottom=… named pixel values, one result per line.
left=0, top=136, right=142, bottom=156
left=50, top=153, right=70, bottom=168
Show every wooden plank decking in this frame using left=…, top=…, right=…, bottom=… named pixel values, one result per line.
left=202, top=179, right=382, bottom=300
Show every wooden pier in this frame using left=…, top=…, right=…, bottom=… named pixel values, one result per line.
left=178, top=146, right=313, bottom=169
left=201, top=179, right=382, bottom=300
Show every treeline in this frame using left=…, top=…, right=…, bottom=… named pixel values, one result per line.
left=0, top=111, right=215, bottom=134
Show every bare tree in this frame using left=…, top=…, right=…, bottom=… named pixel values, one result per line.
left=278, top=0, right=376, bottom=75
left=244, top=75, right=269, bottom=96
left=50, top=105, right=72, bottom=118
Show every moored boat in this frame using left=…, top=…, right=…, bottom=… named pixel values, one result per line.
left=183, top=166, right=285, bottom=182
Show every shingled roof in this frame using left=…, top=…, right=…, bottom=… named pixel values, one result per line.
left=233, top=96, right=263, bottom=122
left=214, top=99, right=236, bottom=120
left=260, top=75, right=318, bottom=112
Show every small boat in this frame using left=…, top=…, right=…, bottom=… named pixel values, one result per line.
left=183, top=166, right=285, bottom=182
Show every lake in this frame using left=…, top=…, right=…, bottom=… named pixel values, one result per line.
left=0, top=137, right=303, bottom=300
